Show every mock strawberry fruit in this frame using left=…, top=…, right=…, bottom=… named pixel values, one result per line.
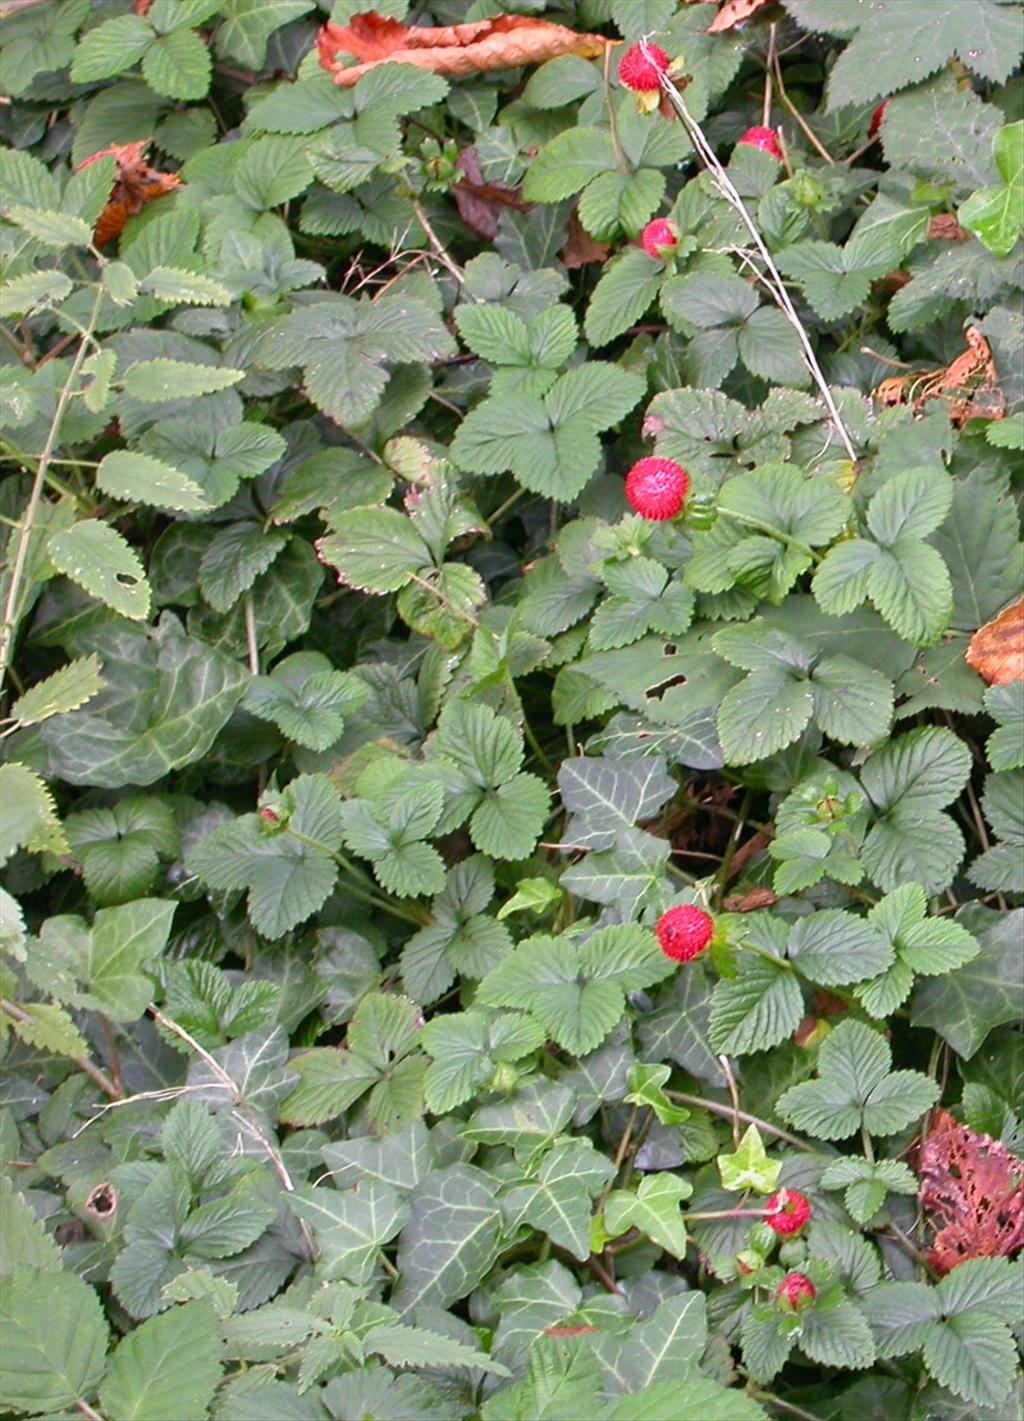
left=869, top=99, right=889, bottom=139
left=737, top=126, right=783, bottom=161
left=776, top=1271, right=816, bottom=1311
left=625, top=457, right=690, bottom=520
left=619, top=41, right=669, bottom=94
left=764, top=1188, right=811, bottom=1236
left=655, top=903, right=714, bottom=962
left=641, top=217, right=681, bottom=260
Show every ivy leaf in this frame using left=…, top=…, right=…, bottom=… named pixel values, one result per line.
left=604, top=1172, right=692, bottom=1259
left=392, top=1165, right=503, bottom=1317
left=777, top=1019, right=938, bottom=1140
left=623, top=1062, right=691, bottom=1126
left=718, top=1124, right=783, bottom=1195
left=503, top=1139, right=614, bottom=1260
left=558, top=754, right=676, bottom=852
left=287, top=1180, right=408, bottom=1285
left=477, top=924, right=675, bottom=1056
left=592, top=1292, right=707, bottom=1392
left=911, top=904, right=1024, bottom=1059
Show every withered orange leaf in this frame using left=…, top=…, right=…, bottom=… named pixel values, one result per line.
left=870, top=325, right=1005, bottom=428
left=709, top=0, right=776, bottom=33
left=917, top=1108, right=1024, bottom=1275
left=77, top=140, right=182, bottom=246
left=452, top=147, right=526, bottom=240
left=966, top=596, right=1024, bottom=686
left=562, top=206, right=611, bottom=268
left=317, top=10, right=609, bottom=86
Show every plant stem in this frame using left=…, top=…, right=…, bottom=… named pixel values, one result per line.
left=752, top=1391, right=825, bottom=1421
left=0, top=286, right=102, bottom=693
left=0, top=998, right=120, bottom=1100
left=666, top=1090, right=815, bottom=1152
left=603, top=42, right=629, bottom=174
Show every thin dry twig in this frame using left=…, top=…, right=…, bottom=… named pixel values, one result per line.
left=647, top=43, right=857, bottom=462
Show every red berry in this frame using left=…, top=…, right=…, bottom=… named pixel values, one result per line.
left=655, top=904, right=714, bottom=962
left=619, top=41, right=670, bottom=94
left=764, top=1189, right=811, bottom=1236
left=776, top=1271, right=816, bottom=1311
left=737, top=126, right=783, bottom=161
left=625, top=457, right=690, bottom=520
left=641, top=218, right=680, bottom=260
left=258, top=807, right=279, bottom=823
left=869, top=99, right=889, bottom=139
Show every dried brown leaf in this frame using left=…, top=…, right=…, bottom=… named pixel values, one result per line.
left=917, top=1108, right=1024, bottom=1275
left=76, top=140, right=182, bottom=246
left=317, top=10, right=609, bottom=86
left=708, top=0, right=776, bottom=33
left=870, top=325, right=1005, bottom=427
left=966, top=596, right=1024, bottom=685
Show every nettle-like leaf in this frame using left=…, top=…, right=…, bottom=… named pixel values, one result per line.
left=854, top=884, right=980, bottom=1017
left=477, top=923, right=675, bottom=1056
left=714, top=621, right=893, bottom=764
left=281, top=991, right=425, bottom=1131
left=187, top=774, right=344, bottom=938
left=862, top=1256, right=1023, bottom=1410
left=29, top=897, right=176, bottom=1021
left=969, top=770, right=1024, bottom=894
left=820, top=1155, right=918, bottom=1226
left=813, top=468, right=955, bottom=645
left=401, top=856, right=513, bottom=1005
left=687, top=463, right=851, bottom=603
left=777, top=1019, right=939, bottom=1141
left=0, top=761, right=68, bottom=866
left=429, top=701, right=549, bottom=860
left=258, top=293, right=456, bottom=427
left=451, top=362, right=645, bottom=501
left=664, top=270, right=807, bottom=386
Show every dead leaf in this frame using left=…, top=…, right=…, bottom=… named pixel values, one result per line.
left=562, top=205, right=611, bottom=268
left=452, top=146, right=526, bottom=240
left=317, top=10, right=609, bottom=86
left=928, top=213, right=969, bottom=241
left=722, top=886, right=777, bottom=912
left=917, top=1108, right=1024, bottom=1275
left=76, top=140, right=182, bottom=246
left=870, top=325, right=1005, bottom=428
left=966, top=596, right=1024, bottom=685
left=709, top=0, right=776, bottom=32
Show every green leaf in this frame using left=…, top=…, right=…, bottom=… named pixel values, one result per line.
left=503, top=1139, right=614, bottom=1260
left=121, top=359, right=244, bottom=403
left=287, top=1180, right=408, bottom=1285
left=824, top=0, right=1022, bottom=108
left=7, top=1000, right=89, bottom=1058
left=71, top=12, right=154, bottom=81
left=787, top=908, right=893, bottom=987
left=422, top=1010, right=544, bottom=1113
left=868, top=468, right=954, bottom=546
left=363, top=1322, right=510, bottom=1377
left=798, top=1298, right=875, bottom=1371
left=820, top=1155, right=918, bottom=1225
left=592, top=1291, right=707, bottom=1392
left=244, top=653, right=367, bottom=751
left=717, top=1124, right=782, bottom=1194
left=0, top=1267, right=108, bottom=1415
left=624, top=1062, right=691, bottom=1126
left=960, top=123, right=1024, bottom=255
left=0, top=1177, right=62, bottom=1274
left=0, top=761, right=68, bottom=865
left=584, top=248, right=664, bottom=347
left=318, top=507, right=432, bottom=594
left=855, top=884, right=979, bottom=1017
left=931, top=469, right=1024, bottom=632
left=96, top=450, right=209, bottom=513
left=142, top=25, right=212, bottom=100
left=604, top=1172, right=691, bottom=1259
left=985, top=683, right=1024, bottom=772
left=392, top=1165, right=502, bottom=1316
left=0, top=270, right=73, bottom=318
left=521, top=127, right=617, bottom=202
left=478, top=924, right=674, bottom=1056
left=215, top=0, right=314, bottom=69
left=198, top=523, right=288, bottom=612
left=6, top=205, right=93, bottom=248
left=99, top=1300, right=222, bottom=1421
left=482, top=1334, right=603, bottom=1421
left=776, top=236, right=895, bottom=321
left=138, top=267, right=233, bottom=306
left=717, top=669, right=815, bottom=764
left=911, top=904, right=1024, bottom=1058
left=777, top=1019, right=938, bottom=1140
left=188, top=775, right=343, bottom=938
left=48, top=519, right=151, bottom=620
left=708, top=952, right=804, bottom=1056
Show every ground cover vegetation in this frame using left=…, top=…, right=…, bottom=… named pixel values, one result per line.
left=1, top=1, right=1023, bottom=1418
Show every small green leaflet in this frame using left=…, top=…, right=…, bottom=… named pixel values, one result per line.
left=8, top=654, right=103, bottom=727
left=48, top=519, right=151, bottom=620
left=777, top=1019, right=938, bottom=1140
left=95, top=450, right=209, bottom=513
left=718, top=1124, right=782, bottom=1194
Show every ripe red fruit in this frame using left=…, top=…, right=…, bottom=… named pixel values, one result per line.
left=776, top=1271, right=816, bottom=1311
left=655, top=904, right=714, bottom=962
left=641, top=217, right=680, bottom=260
left=869, top=99, right=889, bottom=139
left=625, top=457, right=690, bottom=520
left=764, top=1188, right=811, bottom=1236
left=619, top=41, right=670, bottom=94
left=737, top=126, right=783, bottom=161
